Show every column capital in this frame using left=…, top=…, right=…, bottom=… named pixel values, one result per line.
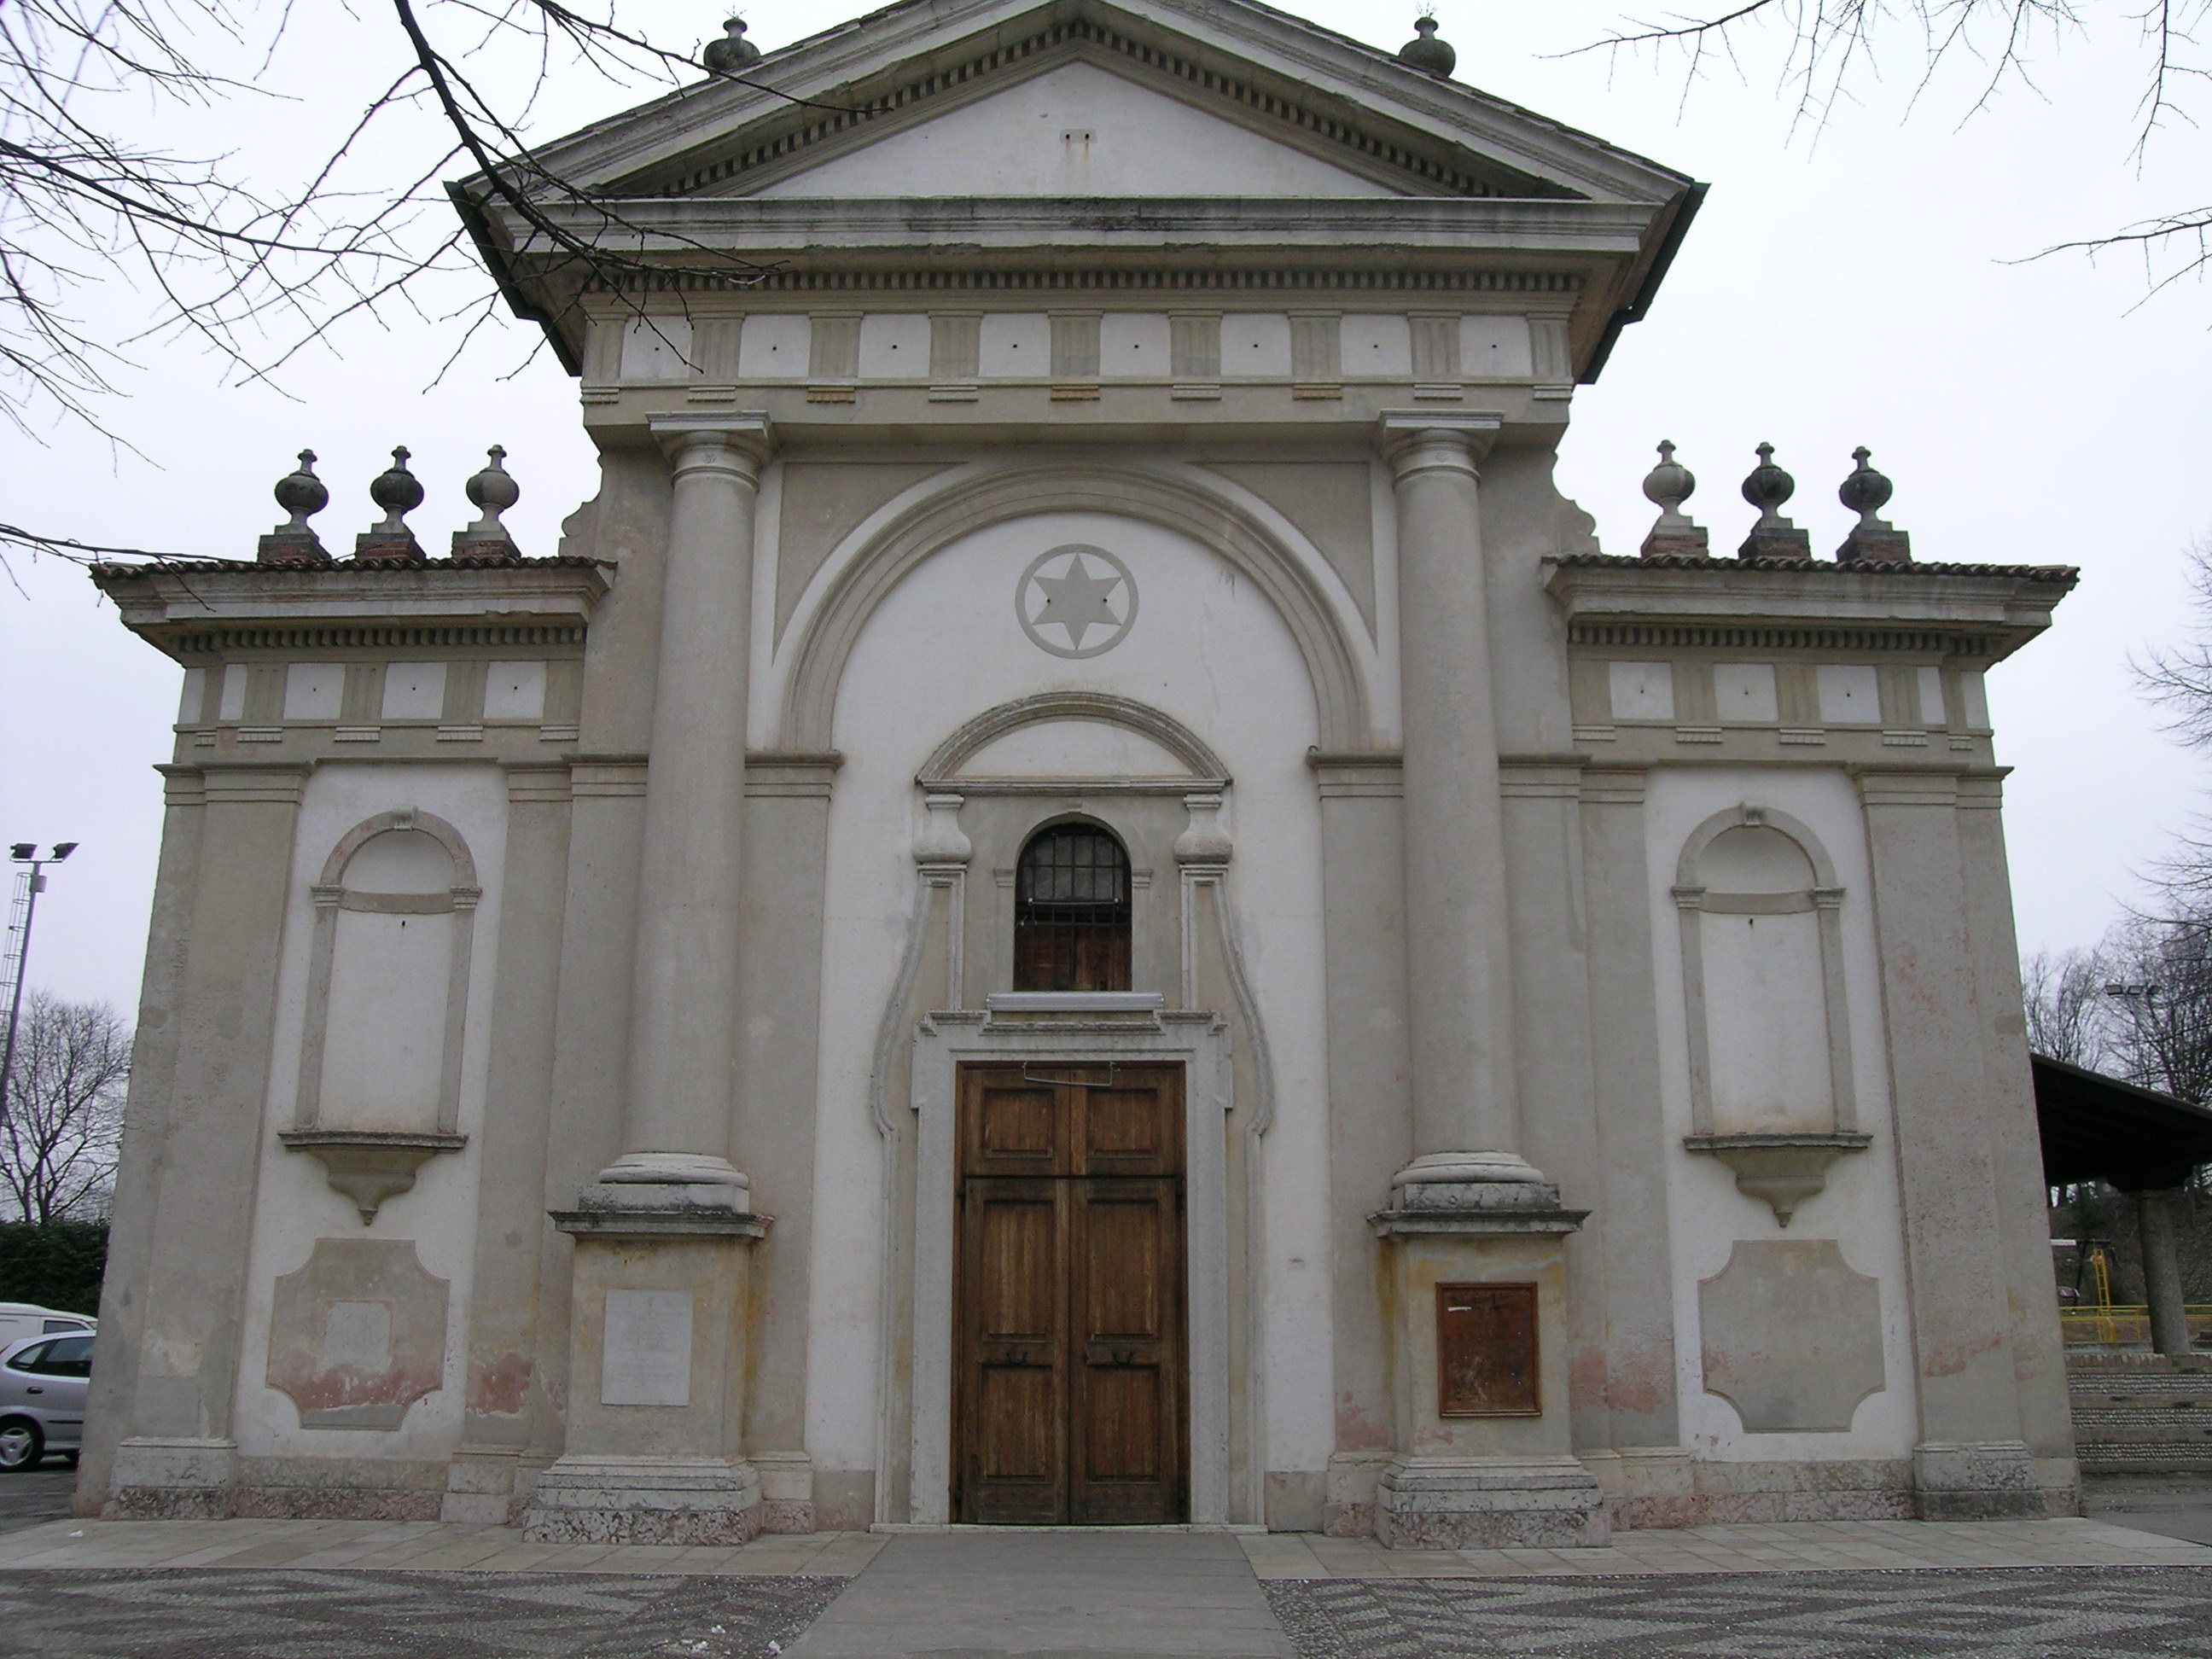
left=649, top=412, right=775, bottom=475
left=1377, top=410, right=1503, bottom=474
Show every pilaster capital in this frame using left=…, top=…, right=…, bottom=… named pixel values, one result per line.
left=1377, top=410, right=1503, bottom=477
left=649, top=413, right=775, bottom=479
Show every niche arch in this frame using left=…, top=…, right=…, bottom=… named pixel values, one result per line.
left=1673, top=802, right=1869, bottom=1225
left=281, top=806, right=475, bottom=1222
left=777, top=461, right=1375, bottom=753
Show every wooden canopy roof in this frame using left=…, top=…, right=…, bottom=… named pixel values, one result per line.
left=2034, top=1053, right=2212, bottom=1192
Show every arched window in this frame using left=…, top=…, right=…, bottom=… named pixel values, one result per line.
left=1014, top=824, right=1132, bottom=992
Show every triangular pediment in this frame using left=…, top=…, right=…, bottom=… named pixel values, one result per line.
left=533, top=0, right=1675, bottom=207
left=713, top=61, right=1402, bottom=199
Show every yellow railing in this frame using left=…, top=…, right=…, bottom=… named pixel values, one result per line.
left=2058, top=1305, right=2212, bottom=1348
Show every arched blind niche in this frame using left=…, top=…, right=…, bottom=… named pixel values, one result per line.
left=1013, top=823, right=1132, bottom=992
left=295, top=810, right=480, bottom=1136
left=1674, top=806, right=1856, bottom=1139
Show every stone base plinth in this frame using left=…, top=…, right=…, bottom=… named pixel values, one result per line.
left=1376, top=1456, right=1609, bottom=1549
left=522, top=1456, right=763, bottom=1545
left=102, top=1436, right=237, bottom=1520
left=1913, top=1441, right=2046, bottom=1521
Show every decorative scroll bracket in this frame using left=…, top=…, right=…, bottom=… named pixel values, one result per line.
left=280, top=1129, right=468, bottom=1222
left=1682, top=1132, right=1872, bottom=1226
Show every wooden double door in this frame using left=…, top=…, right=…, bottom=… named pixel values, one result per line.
left=952, top=1062, right=1187, bottom=1525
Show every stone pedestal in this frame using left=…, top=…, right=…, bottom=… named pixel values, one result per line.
left=522, top=1189, right=768, bottom=1545
left=1370, top=1180, right=1606, bottom=1548
left=1912, top=1440, right=2044, bottom=1521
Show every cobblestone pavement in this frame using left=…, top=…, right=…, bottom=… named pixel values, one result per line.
left=0, top=1569, right=846, bottom=1658
left=1265, top=1567, right=2212, bottom=1657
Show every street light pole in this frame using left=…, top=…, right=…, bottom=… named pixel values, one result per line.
left=0, top=842, right=78, bottom=1126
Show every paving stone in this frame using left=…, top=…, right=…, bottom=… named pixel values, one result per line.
left=1265, top=1568, right=2212, bottom=1656
left=0, top=1569, right=847, bottom=1658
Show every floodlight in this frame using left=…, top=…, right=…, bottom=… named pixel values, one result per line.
left=7, top=846, right=31, bottom=862
left=49, top=844, right=77, bottom=862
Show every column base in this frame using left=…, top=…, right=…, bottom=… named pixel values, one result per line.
left=1376, top=1455, right=1609, bottom=1549
left=522, top=1456, right=763, bottom=1545
left=1912, top=1440, right=2045, bottom=1521
left=102, top=1437, right=237, bottom=1519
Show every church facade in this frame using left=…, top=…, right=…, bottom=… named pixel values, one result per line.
left=81, top=0, right=2079, bottom=1545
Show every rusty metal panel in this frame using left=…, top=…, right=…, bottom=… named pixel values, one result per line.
left=1436, top=1282, right=1540, bottom=1417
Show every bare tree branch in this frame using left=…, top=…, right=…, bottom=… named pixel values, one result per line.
left=0, top=992, right=127, bottom=1225
left=1562, top=1, right=2209, bottom=284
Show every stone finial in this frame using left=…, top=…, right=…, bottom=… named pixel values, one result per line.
left=1639, top=439, right=1708, bottom=559
left=258, top=449, right=331, bottom=563
left=451, top=445, right=523, bottom=563
left=1397, top=13, right=1456, bottom=78
left=702, top=16, right=760, bottom=74
left=1737, top=442, right=1812, bottom=560
left=1835, top=445, right=1912, bottom=563
left=355, top=445, right=426, bottom=564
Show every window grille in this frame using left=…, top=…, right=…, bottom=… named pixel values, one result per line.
left=1014, top=824, right=1132, bottom=992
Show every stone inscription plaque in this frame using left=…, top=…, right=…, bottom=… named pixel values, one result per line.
left=602, top=1289, right=694, bottom=1407
left=1436, top=1283, right=1540, bottom=1417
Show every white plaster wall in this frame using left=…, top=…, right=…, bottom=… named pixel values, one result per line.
left=1099, top=313, right=1173, bottom=378
left=1459, top=315, right=1534, bottom=379
left=231, top=762, right=509, bottom=1464
left=1220, top=315, right=1292, bottom=379
left=960, top=719, right=1190, bottom=778
left=1339, top=315, right=1412, bottom=380
left=1644, top=765, right=1923, bottom=1461
left=754, top=62, right=1399, bottom=199
left=806, top=509, right=1336, bottom=1488
left=1701, top=910, right=1833, bottom=1134
left=859, top=313, right=932, bottom=379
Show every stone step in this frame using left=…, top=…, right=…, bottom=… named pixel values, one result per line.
left=2069, top=1412, right=2212, bottom=1441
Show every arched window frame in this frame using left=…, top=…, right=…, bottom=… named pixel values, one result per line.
left=1672, top=803, right=1858, bottom=1139
left=1011, top=818, right=1134, bottom=994
left=293, top=806, right=481, bottom=1136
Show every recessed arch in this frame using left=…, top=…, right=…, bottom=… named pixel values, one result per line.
left=919, top=691, right=1231, bottom=788
left=777, top=460, right=1374, bottom=753
left=1676, top=802, right=1839, bottom=892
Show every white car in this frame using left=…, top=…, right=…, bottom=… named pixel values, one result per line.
left=0, top=1304, right=95, bottom=1351
left=0, top=1330, right=92, bottom=1470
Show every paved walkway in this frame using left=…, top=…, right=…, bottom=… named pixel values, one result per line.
left=0, top=1512, right=2204, bottom=1578
left=0, top=1515, right=2207, bottom=1656
left=784, top=1532, right=1292, bottom=1657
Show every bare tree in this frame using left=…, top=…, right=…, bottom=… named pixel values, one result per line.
left=2023, top=945, right=2112, bottom=1067
left=0, top=991, right=127, bottom=1225
left=1, top=0, right=847, bottom=566
left=1568, top=0, right=2209, bottom=289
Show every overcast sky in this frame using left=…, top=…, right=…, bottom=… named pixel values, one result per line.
left=3, top=0, right=2207, bottom=1017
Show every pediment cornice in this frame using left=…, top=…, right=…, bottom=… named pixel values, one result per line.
left=505, top=0, right=1688, bottom=208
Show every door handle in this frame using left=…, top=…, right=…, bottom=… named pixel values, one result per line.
left=23, top=1387, right=41, bottom=1394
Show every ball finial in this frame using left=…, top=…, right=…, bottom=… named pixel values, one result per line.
left=272, top=450, right=328, bottom=527
left=367, top=445, right=424, bottom=533
left=703, top=15, right=760, bottom=74
left=1398, top=13, right=1457, bottom=78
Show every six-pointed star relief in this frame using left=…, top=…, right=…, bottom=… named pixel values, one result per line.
left=1017, top=545, right=1138, bottom=659
left=1032, top=555, right=1122, bottom=649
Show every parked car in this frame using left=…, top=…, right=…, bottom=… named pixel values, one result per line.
left=0, top=1331, right=93, bottom=1470
left=0, top=1304, right=95, bottom=1351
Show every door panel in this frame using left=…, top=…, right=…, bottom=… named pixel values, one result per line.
left=1070, top=1180, right=1182, bottom=1522
left=958, top=1177, right=1068, bottom=1524
left=953, top=1063, right=1185, bottom=1525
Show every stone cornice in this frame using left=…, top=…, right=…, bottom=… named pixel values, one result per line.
left=1542, top=556, right=2074, bottom=662
left=89, top=561, right=611, bottom=661
left=577, top=265, right=1585, bottom=299
left=491, top=0, right=1689, bottom=210
left=504, top=195, right=1660, bottom=263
